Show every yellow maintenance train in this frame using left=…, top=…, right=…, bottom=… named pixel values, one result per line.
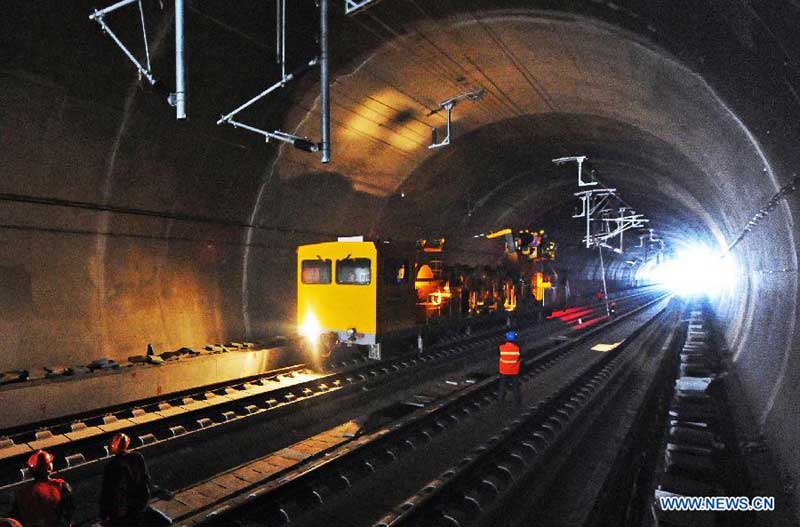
left=297, top=237, right=417, bottom=361
left=297, top=233, right=560, bottom=362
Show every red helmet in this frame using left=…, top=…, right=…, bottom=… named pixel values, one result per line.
left=27, top=450, right=54, bottom=474
left=109, top=433, right=131, bottom=455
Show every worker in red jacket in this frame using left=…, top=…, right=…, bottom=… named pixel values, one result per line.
left=498, top=331, right=522, bottom=405
left=12, top=450, right=74, bottom=527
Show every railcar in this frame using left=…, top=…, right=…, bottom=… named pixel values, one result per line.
left=296, top=233, right=566, bottom=363
left=297, top=237, right=417, bottom=361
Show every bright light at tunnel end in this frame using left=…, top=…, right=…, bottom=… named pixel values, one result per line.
left=644, top=245, right=738, bottom=298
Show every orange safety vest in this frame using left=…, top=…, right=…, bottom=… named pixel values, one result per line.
left=15, top=479, right=67, bottom=527
left=498, top=341, right=521, bottom=376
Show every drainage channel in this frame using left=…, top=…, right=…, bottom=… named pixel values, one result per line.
left=644, top=303, right=796, bottom=527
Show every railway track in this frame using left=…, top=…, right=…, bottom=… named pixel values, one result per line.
left=142, top=293, right=671, bottom=527
left=0, top=289, right=655, bottom=487
left=0, top=310, right=528, bottom=487
left=0, top=289, right=660, bottom=524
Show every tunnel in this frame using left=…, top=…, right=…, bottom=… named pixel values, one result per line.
left=1, top=0, right=798, bottom=524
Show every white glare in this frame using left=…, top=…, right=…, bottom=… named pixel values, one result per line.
left=648, top=245, right=737, bottom=297
left=299, top=310, right=323, bottom=341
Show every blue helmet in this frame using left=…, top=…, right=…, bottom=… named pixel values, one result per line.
left=505, top=331, right=517, bottom=342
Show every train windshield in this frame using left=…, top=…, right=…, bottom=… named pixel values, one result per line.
left=336, top=258, right=371, bottom=285
left=301, top=259, right=332, bottom=284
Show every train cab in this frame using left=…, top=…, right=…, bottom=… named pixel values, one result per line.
left=297, top=236, right=417, bottom=362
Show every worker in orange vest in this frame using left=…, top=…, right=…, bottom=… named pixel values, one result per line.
left=12, top=450, right=74, bottom=527
left=498, top=331, right=522, bottom=405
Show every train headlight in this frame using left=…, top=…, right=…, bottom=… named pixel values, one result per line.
left=346, top=327, right=357, bottom=341
left=299, top=311, right=323, bottom=341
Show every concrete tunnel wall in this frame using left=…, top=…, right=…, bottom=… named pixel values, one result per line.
left=1, top=0, right=799, bottom=510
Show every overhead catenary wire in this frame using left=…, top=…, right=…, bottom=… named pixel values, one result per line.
left=355, top=7, right=513, bottom=124
left=0, top=222, right=297, bottom=252
left=411, top=0, right=547, bottom=121
left=388, top=0, right=587, bottom=160
left=726, top=174, right=799, bottom=253
left=332, top=90, right=432, bottom=145
left=290, top=100, right=420, bottom=160
left=0, top=192, right=503, bottom=257
left=462, top=54, right=525, bottom=118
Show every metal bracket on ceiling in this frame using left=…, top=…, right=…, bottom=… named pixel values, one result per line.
left=216, top=0, right=331, bottom=161
left=91, top=0, right=187, bottom=119
left=216, top=57, right=320, bottom=151
left=596, top=208, right=649, bottom=253
left=344, top=0, right=383, bottom=15
left=552, top=155, right=597, bottom=187
left=573, top=188, right=615, bottom=249
left=555, top=155, right=658, bottom=255
left=633, top=229, right=664, bottom=264
left=90, top=0, right=156, bottom=86
left=575, top=190, right=649, bottom=252
left=221, top=118, right=320, bottom=152
left=428, top=88, right=485, bottom=149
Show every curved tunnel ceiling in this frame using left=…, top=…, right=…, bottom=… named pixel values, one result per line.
left=264, top=11, right=783, bottom=254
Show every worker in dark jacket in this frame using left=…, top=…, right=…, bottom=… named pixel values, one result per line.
left=99, top=433, right=150, bottom=527
left=12, top=449, right=74, bottom=527
left=498, top=331, right=522, bottom=405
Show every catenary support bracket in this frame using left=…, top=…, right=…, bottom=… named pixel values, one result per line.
left=216, top=0, right=329, bottom=160
left=90, top=0, right=156, bottom=85
left=553, top=155, right=597, bottom=187
left=428, top=88, right=485, bottom=149
left=345, top=0, right=383, bottom=15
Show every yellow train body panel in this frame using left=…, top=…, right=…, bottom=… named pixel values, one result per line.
left=297, top=241, right=378, bottom=342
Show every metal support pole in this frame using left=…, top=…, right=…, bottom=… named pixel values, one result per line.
left=585, top=195, right=592, bottom=248
left=137, top=0, right=151, bottom=72
left=444, top=103, right=452, bottom=142
left=174, top=0, right=186, bottom=119
left=598, top=246, right=610, bottom=317
left=275, top=0, right=286, bottom=79
left=319, top=0, right=331, bottom=163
